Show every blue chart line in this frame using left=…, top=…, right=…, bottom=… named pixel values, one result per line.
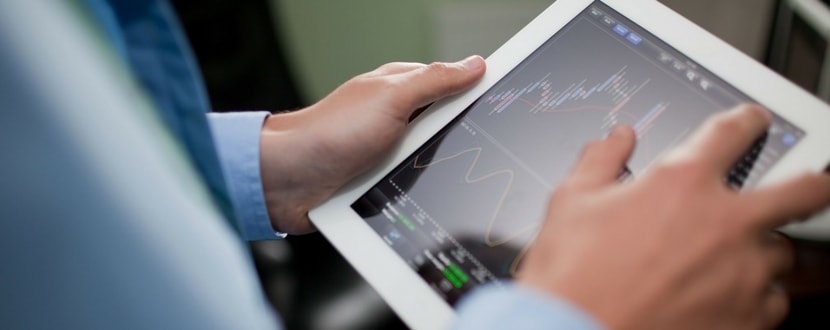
left=633, top=102, right=669, bottom=135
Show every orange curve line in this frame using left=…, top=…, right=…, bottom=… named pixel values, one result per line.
left=412, top=147, right=539, bottom=248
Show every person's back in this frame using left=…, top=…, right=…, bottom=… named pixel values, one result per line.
left=0, top=2, right=279, bottom=328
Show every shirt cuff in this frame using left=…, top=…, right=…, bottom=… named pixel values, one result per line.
left=454, top=283, right=605, bottom=330
left=206, top=111, right=286, bottom=241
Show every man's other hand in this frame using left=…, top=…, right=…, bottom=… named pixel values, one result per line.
left=519, top=105, right=830, bottom=330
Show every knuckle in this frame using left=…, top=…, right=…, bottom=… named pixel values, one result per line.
left=344, top=75, right=406, bottom=105
left=426, top=61, right=451, bottom=72
left=708, top=104, right=769, bottom=137
left=351, top=75, right=389, bottom=90
left=376, top=62, right=394, bottom=70
left=374, top=62, right=401, bottom=73
left=737, top=104, right=771, bottom=124
left=385, top=61, right=408, bottom=68
left=655, top=157, right=700, bottom=179
left=362, top=62, right=418, bottom=78
left=649, top=158, right=721, bottom=198
left=424, top=62, right=455, bottom=79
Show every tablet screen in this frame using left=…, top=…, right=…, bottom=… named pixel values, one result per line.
left=351, top=1, right=804, bottom=304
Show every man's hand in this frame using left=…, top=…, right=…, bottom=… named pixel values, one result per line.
left=259, top=56, right=486, bottom=234
left=519, top=105, right=830, bottom=329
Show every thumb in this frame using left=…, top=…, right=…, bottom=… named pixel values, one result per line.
left=397, top=55, right=486, bottom=109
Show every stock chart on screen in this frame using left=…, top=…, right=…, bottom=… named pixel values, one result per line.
left=352, top=1, right=804, bottom=305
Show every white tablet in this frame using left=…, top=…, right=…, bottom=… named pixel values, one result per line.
left=310, top=0, right=830, bottom=328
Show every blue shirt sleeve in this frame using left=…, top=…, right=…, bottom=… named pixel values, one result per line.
left=206, top=111, right=286, bottom=241
left=454, top=283, right=606, bottom=330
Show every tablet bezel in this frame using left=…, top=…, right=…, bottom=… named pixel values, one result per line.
left=310, top=0, right=830, bottom=328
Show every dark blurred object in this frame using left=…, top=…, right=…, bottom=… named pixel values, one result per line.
left=785, top=239, right=830, bottom=297
left=779, top=239, right=830, bottom=329
left=171, top=0, right=304, bottom=111
left=768, top=0, right=830, bottom=101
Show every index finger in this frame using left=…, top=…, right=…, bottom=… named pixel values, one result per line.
left=676, top=104, right=772, bottom=174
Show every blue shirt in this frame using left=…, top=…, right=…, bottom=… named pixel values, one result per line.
left=207, top=111, right=284, bottom=240
left=207, top=111, right=604, bottom=330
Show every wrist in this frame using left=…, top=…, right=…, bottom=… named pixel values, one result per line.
left=259, top=111, right=320, bottom=235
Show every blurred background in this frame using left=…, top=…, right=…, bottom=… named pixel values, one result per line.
left=169, top=0, right=830, bottom=328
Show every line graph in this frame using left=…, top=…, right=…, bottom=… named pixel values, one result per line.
left=412, top=146, right=538, bottom=275
left=484, top=66, right=669, bottom=138
left=478, top=67, right=677, bottom=164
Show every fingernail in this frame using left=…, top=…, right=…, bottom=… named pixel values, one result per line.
left=745, top=104, right=773, bottom=122
left=461, top=55, right=484, bottom=71
left=608, top=125, right=628, bottom=138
